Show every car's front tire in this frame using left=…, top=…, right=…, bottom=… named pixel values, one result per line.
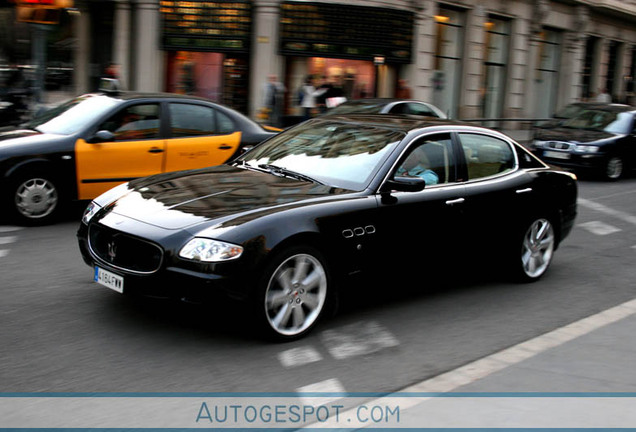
left=603, top=155, right=624, bottom=181
left=256, top=245, right=331, bottom=341
left=514, top=217, right=556, bottom=282
left=8, top=172, right=60, bottom=225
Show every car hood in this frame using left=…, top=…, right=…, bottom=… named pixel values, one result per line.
left=0, top=128, right=64, bottom=147
left=534, top=127, right=617, bottom=143
left=102, top=165, right=353, bottom=231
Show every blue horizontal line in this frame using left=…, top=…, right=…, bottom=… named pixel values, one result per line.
left=3, top=392, right=636, bottom=398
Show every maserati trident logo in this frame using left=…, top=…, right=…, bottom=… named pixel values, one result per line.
left=107, top=241, right=117, bottom=262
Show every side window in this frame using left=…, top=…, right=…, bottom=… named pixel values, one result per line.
left=407, top=103, right=437, bottom=117
left=98, top=103, right=160, bottom=141
left=169, top=103, right=217, bottom=137
left=217, top=110, right=236, bottom=134
left=388, top=103, right=408, bottom=114
left=396, top=134, right=454, bottom=185
left=459, top=133, right=515, bottom=180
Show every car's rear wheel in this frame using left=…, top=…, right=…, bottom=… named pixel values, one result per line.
left=257, top=245, right=330, bottom=340
left=9, top=173, right=60, bottom=225
left=515, top=217, right=555, bottom=282
left=604, top=155, right=624, bottom=181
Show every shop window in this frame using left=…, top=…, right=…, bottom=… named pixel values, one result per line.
left=433, top=7, right=465, bottom=119
left=482, top=17, right=510, bottom=120
left=535, top=29, right=562, bottom=118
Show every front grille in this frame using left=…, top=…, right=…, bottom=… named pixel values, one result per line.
left=546, top=141, right=574, bottom=150
left=88, top=223, right=163, bottom=274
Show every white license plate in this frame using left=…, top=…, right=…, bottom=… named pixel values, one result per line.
left=543, top=150, right=571, bottom=160
left=94, top=266, right=124, bottom=293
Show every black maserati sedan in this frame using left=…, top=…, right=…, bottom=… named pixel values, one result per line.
left=78, top=115, right=578, bottom=340
left=532, top=104, right=636, bottom=180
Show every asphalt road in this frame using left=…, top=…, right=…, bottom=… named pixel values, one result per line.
left=1, top=177, right=635, bottom=396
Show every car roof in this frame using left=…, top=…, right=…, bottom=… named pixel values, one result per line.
left=89, top=91, right=215, bottom=103
left=338, top=98, right=428, bottom=105
left=308, top=113, right=482, bottom=133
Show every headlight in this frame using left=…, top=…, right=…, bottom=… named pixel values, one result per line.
left=81, top=201, right=101, bottom=225
left=179, top=238, right=244, bottom=262
left=574, top=145, right=600, bottom=153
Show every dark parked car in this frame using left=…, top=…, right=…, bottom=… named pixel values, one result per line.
left=325, top=98, right=447, bottom=118
left=532, top=104, right=636, bottom=180
left=78, top=115, right=577, bottom=340
left=0, top=92, right=279, bottom=224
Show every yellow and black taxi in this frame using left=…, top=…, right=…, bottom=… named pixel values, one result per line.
left=0, top=92, right=279, bottom=224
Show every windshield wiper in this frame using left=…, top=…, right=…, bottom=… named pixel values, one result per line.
left=257, top=164, right=322, bottom=184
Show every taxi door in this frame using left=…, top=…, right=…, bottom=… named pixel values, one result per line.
left=163, top=102, right=241, bottom=172
left=75, top=102, right=164, bottom=200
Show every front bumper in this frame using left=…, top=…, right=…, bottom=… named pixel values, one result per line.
left=77, top=224, right=252, bottom=303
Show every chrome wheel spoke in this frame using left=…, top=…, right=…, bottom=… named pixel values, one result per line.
left=303, top=292, right=320, bottom=309
left=266, top=290, right=288, bottom=308
left=272, top=303, right=292, bottom=329
left=292, top=306, right=305, bottom=329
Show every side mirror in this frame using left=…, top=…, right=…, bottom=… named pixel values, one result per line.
left=88, top=130, right=115, bottom=143
left=381, top=176, right=426, bottom=193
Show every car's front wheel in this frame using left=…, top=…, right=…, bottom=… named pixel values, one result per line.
left=604, top=155, right=624, bottom=181
left=257, top=245, right=331, bottom=340
left=515, top=217, right=556, bottom=282
left=9, top=173, right=60, bottom=225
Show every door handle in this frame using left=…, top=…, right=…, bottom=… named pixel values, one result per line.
left=445, top=198, right=465, bottom=206
left=515, top=188, right=532, bottom=194
left=148, top=147, right=164, bottom=153
left=219, top=145, right=233, bottom=150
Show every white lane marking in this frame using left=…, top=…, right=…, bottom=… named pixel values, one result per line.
left=320, top=320, right=399, bottom=360
left=304, top=297, right=636, bottom=428
left=0, top=236, right=17, bottom=245
left=0, top=250, right=8, bottom=258
left=297, top=378, right=346, bottom=406
left=578, top=221, right=621, bottom=236
left=278, top=346, right=323, bottom=368
left=0, top=226, right=22, bottom=233
left=578, top=198, right=636, bottom=226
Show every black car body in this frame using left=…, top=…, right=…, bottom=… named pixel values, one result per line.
left=0, top=92, right=278, bottom=224
left=78, top=115, right=577, bottom=339
left=532, top=104, right=636, bottom=180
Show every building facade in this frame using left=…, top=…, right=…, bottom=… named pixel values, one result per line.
left=67, top=0, right=636, bottom=121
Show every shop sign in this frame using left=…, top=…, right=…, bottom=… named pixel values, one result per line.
left=160, top=0, right=251, bottom=53
left=280, top=1, right=414, bottom=63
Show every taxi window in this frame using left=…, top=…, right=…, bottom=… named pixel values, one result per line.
left=98, top=103, right=160, bottom=141
left=459, top=133, right=515, bottom=180
left=169, top=103, right=224, bottom=137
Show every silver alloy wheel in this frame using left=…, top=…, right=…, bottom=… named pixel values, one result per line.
left=521, top=218, right=555, bottom=279
left=605, top=156, right=623, bottom=180
left=14, top=177, right=59, bottom=219
left=264, top=253, right=327, bottom=337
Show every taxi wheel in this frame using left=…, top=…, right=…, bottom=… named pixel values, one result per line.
left=604, top=155, right=624, bottom=181
left=256, top=245, right=331, bottom=341
left=514, top=217, right=556, bottom=282
left=9, top=172, right=60, bottom=225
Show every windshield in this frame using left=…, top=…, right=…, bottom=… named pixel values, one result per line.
left=24, top=94, right=122, bottom=135
left=561, top=110, right=633, bottom=134
left=237, top=120, right=404, bottom=191
left=555, top=104, right=585, bottom=119
left=328, top=102, right=385, bottom=115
